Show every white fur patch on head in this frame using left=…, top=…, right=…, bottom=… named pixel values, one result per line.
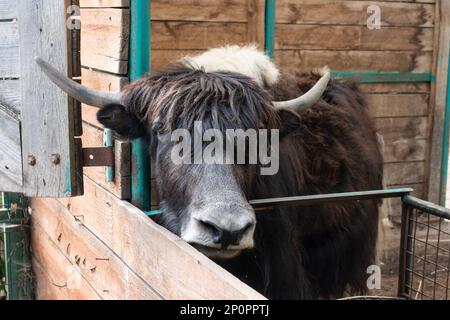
left=180, top=44, right=280, bottom=87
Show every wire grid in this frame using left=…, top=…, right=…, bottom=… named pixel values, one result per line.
left=400, top=205, right=450, bottom=300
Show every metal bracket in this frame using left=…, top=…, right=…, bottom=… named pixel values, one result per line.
left=82, top=147, right=114, bottom=167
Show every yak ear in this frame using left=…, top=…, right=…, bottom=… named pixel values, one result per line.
left=97, top=103, right=145, bottom=139
left=277, top=108, right=302, bottom=138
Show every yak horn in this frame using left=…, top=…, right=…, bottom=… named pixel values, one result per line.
left=273, top=72, right=331, bottom=110
left=35, top=57, right=123, bottom=108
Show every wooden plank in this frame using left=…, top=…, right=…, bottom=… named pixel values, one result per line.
left=427, top=0, right=450, bottom=203
left=151, top=0, right=248, bottom=22
left=247, top=0, right=265, bottom=48
left=384, top=161, right=425, bottom=185
left=367, top=94, right=429, bottom=118
left=80, top=8, right=129, bottom=74
left=31, top=226, right=102, bottom=300
left=0, top=20, right=19, bottom=78
left=275, top=25, right=433, bottom=51
left=58, top=176, right=266, bottom=299
left=81, top=67, right=128, bottom=127
left=19, top=0, right=82, bottom=197
left=80, top=0, right=129, bottom=7
left=152, top=21, right=248, bottom=50
left=274, top=50, right=433, bottom=73
left=0, top=80, right=20, bottom=111
left=360, top=83, right=430, bottom=94
left=0, top=105, right=22, bottom=192
left=375, top=117, right=428, bottom=141
left=31, top=198, right=161, bottom=299
left=0, top=0, right=18, bottom=19
left=383, top=138, right=427, bottom=163
left=276, top=0, right=435, bottom=27
left=82, top=122, right=131, bottom=199
left=152, top=49, right=202, bottom=70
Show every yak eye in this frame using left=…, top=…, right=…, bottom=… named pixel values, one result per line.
left=152, top=121, right=164, bottom=133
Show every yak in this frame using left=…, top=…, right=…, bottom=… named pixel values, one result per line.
left=36, top=45, right=383, bottom=299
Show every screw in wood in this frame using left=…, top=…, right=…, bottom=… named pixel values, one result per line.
left=51, top=154, right=61, bottom=165
left=27, top=155, right=36, bottom=166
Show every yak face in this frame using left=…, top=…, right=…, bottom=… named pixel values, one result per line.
left=97, top=68, right=283, bottom=259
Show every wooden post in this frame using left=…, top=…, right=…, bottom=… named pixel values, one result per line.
left=427, top=0, right=450, bottom=204
left=247, top=0, right=265, bottom=49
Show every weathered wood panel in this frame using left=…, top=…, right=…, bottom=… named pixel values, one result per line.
left=275, top=25, right=433, bottom=51
left=152, top=0, right=248, bottom=22
left=31, top=197, right=161, bottom=299
left=31, top=227, right=102, bottom=300
left=18, top=0, right=82, bottom=197
left=58, top=176, right=266, bottom=299
left=383, top=138, right=427, bottom=163
left=152, top=49, right=201, bottom=70
left=80, top=8, right=129, bottom=75
left=0, top=105, right=22, bottom=192
left=0, top=80, right=20, bottom=111
left=275, top=50, right=433, bottom=73
left=80, top=0, right=129, bottom=7
left=361, top=83, right=430, bottom=94
left=384, top=161, right=425, bottom=185
left=276, top=0, right=434, bottom=27
left=428, top=0, right=450, bottom=203
left=152, top=21, right=248, bottom=50
left=368, top=94, right=429, bottom=118
left=0, top=20, right=19, bottom=78
left=247, top=0, right=265, bottom=48
left=375, top=117, right=428, bottom=141
left=0, top=0, right=17, bottom=19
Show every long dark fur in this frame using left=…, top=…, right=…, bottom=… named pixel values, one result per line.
left=99, top=67, right=383, bottom=299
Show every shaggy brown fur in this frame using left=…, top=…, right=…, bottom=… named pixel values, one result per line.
left=97, top=67, right=383, bottom=299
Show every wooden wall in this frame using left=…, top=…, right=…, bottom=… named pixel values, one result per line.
left=274, top=0, right=437, bottom=205
left=31, top=0, right=264, bottom=300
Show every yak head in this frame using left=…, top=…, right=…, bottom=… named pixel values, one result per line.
left=35, top=48, right=329, bottom=260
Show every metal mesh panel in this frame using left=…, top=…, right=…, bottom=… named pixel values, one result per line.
left=399, top=196, right=450, bottom=300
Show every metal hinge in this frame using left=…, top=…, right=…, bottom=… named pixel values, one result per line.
left=82, top=147, right=114, bottom=167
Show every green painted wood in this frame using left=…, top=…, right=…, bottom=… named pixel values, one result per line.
left=129, top=0, right=151, bottom=211
left=264, top=0, right=275, bottom=58
left=331, top=71, right=434, bottom=83
left=439, top=41, right=450, bottom=205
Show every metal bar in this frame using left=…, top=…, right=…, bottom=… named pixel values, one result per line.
left=402, top=195, right=450, bottom=220
left=82, top=147, right=114, bottom=167
left=250, top=188, right=413, bottom=211
left=331, top=71, right=434, bottom=84
left=439, top=41, right=450, bottom=205
left=264, top=0, right=275, bottom=58
left=129, top=0, right=151, bottom=210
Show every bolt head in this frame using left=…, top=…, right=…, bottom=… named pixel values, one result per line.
left=27, top=155, right=36, bottom=166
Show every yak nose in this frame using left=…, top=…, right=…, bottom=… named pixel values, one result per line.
left=199, top=219, right=253, bottom=248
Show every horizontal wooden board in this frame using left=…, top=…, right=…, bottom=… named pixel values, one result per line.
left=382, top=138, right=427, bottom=163
left=274, top=50, right=433, bottom=73
left=31, top=197, right=161, bottom=299
left=152, top=21, right=248, bottom=50
left=152, top=49, right=201, bottom=70
left=0, top=80, right=20, bottom=111
left=0, top=20, right=19, bottom=77
left=276, top=0, right=434, bottom=27
left=375, top=116, right=428, bottom=141
left=384, top=161, right=425, bottom=185
left=80, top=0, right=129, bottom=7
left=58, top=176, right=266, bottom=299
left=367, top=94, right=429, bottom=118
left=275, top=25, right=433, bottom=51
left=152, top=0, right=248, bottom=22
left=31, top=228, right=101, bottom=300
left=82, top=122, right=131, bottom=199
left=360, top=83, right=430, bottom=94
left=0, top=0, right=17, bottom=19
left=80, top=8, right=129, bottom=74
